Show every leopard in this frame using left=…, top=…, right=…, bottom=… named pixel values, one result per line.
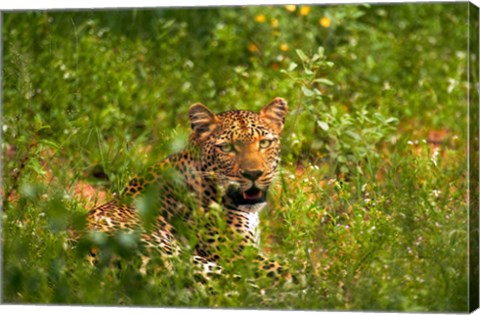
left=86, top=97, right=294, bottom=286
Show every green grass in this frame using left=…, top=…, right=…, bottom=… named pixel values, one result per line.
left=2, top=3, right=470, bottom=311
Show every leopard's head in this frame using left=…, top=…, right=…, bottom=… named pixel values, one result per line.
left=189, top=97, right=288, bottom=206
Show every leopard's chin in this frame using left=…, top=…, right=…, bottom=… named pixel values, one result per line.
left=226, top=185, right=268, bottom=205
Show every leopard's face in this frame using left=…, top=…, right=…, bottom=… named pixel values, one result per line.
left=189, top=98, right=288, bottom=206
left=203, top=111, right=282, bottom=205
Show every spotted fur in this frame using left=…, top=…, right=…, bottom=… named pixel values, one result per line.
left=86, top=97, right=292, bottom=283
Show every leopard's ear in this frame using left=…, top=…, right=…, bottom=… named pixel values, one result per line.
left=189, top=103, right=219, bottom=142
left=260, top=97, right=288, bottom=134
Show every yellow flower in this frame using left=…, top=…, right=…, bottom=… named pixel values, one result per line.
left=285, top=5, right=296, bottom=12
left=271, top=18, right=279, bottom=28
left=248, top=42, right=259, bottom=52
left=300, top=6, right=311, bottom=16
left=319, top=16, right=331, bottom=28
left=255, top=14, right=266, bottom=23
left=280, top=43, right=289, bottom=52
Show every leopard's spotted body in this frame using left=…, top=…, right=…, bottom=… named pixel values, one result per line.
left=87, top=97, right=292, bottom=283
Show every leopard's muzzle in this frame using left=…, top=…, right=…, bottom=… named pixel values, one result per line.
left=226, top=185, right=268, bottom=206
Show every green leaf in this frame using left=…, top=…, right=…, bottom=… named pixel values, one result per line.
left=162, top=19, right=176, bottom=29
left=296, top=49, right=308, bottom=62
left=314, top=78, right=334, bottom=86
left=301, top=86, right=314, bottom=97
left=346, top=130, right=361, bottom=140
left=317, top=46, right=325, bottom=57
left=373, top=113, right=385, bottom=121
left=385, top=117, right=399, bottom=124
left=331, top=106, right=338, bottom=116
left=317, top=121, right=329, bottom=131
left=39, top=139, right=60, bottom=150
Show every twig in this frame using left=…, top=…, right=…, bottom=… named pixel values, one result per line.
left=2, top=139, right=38, bottom=211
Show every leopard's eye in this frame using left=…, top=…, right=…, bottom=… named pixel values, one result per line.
left=218, top=143, right=234, bottom=153
left=259, top=139, right=273, bottom=149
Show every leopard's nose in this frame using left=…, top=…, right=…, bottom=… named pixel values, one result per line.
left=241, top=170, right=263, bottom=181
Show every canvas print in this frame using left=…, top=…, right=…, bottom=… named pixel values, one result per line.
left=1, top=2, right=478, bottom=312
